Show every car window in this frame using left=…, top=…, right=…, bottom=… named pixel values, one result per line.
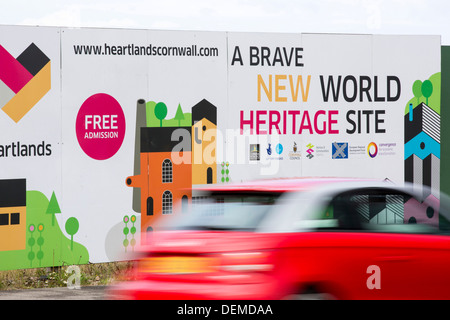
left=155, top=192, right=280, bottom=232
left=307, top=187, right=448, bottom=234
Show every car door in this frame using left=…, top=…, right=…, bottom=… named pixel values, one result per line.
left=324, top=187, right=450, bottom=299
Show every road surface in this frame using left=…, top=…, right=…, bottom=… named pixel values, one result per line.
left=0, top=285, right=109, bottom=300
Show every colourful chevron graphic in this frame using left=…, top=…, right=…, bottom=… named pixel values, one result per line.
left=0, top=43, right=51, bottom=122
left=306, top=143, right=314, bottom=159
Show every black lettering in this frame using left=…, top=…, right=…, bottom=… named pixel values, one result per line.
left=261, top=47, right=271, bottom=66
left=46, top=144, right=52, bottom=156
left=375, top=110, right=386, bottom=133
left=320, top=75, right=342, bottom=102
left=250, top=46, right=259, bottom=66
left=28, top=144, right=36, bottom=156
left=37, top=141, right=45, bottom=156
left=374, top=76, right=386, bottom=102
left=343, top=76, right=357, bottom=102
left=295, top=47, right=304, bottom=67
left=12, top=142, right=18, bottom=157
left=362, top=110, right=374, bottom=133
left=283, top=47, right=294, bottom=66
left=20, top=144, right=27, bottom=157
left=387, top=76, right=401, bottom=101
left=346, top=110, right=356, bottom=134
left=273, top=47, right=283, bottom=66
left=359, top=76, right=372, bottom=102
left=231, top=46, right=243, bottom=66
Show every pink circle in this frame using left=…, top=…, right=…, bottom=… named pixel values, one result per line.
left=76, top=94, right=126, bottom=160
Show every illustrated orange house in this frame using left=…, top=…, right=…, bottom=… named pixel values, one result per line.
left=192, top=99, right=217, bottom=184
left=0, top=179, right=26, bottom=251
left=126, top=126, right=192, bottom=234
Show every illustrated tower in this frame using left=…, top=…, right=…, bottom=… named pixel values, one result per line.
left=191, top=99, right=217, bottom=184
left=404, top=102, right=441, bottom=226
left=126, top=100, right=192, bottom=236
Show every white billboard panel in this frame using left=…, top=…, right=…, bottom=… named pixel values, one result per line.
left=0, top=26, right=441, bottom=269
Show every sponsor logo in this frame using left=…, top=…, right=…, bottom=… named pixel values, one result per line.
left=306, top=143, right=314, bottom=159
left=367, top=142, right=378, bottom=158
left=250, top=144, right=260, bottom=161
left=265, top=142, right=283, bottom=161
left=266, top=143, right=272, bottom=155
left=275, top=143, right=283, bottom=155
left=332, top=142, right=348, bottom=159
left=289, top=142, right=301, bottom=160
left=0, top=43, right=51, bottom=122
left=378, top=142, right=397, bottom=156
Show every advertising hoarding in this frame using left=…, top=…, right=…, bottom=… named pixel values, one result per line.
left=0, top=26, right=441, bottom=269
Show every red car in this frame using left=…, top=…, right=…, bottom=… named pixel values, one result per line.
left=109, top=178, right=450, bottom=300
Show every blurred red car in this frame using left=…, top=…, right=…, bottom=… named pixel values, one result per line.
left=109, top=178, right=450, bottom=300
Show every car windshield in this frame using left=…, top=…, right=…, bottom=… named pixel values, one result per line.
left=157, top=193, right=279, bottom=231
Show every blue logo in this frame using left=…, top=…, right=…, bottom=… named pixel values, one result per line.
left=275, top=143, right=283, bottom=155
left=267, top=143, right=272, bottom=155
left=332, top=142, right=348, bottom=159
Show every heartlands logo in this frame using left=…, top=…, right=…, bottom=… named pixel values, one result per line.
left=0, top=43, right=51, bottom=123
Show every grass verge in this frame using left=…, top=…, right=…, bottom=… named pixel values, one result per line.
left=0, top=261, right=136, bottom=290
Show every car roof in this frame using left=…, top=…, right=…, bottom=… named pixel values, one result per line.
left=193, top=177, right=380, bottom=193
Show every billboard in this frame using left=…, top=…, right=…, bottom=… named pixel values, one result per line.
left=227, top=33, right=440, bottom=184
left=0, top=25, right=441, bottom=270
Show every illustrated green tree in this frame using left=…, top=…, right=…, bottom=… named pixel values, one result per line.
left=174, top=103, right=185, bottom=127
left=65, top=217, right=79, bottom=251
left=422, top=80, right=433, bottom=105
left=46, top=191, right=61, bottom=226
left=412, top=80, right=423, bottom=105
left=154, top=102, right=168, bottom=127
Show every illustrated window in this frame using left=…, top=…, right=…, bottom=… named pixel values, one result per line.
left=162, top=159, right=173, bottom=183
left=162, top=191, right=173, bottom=214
